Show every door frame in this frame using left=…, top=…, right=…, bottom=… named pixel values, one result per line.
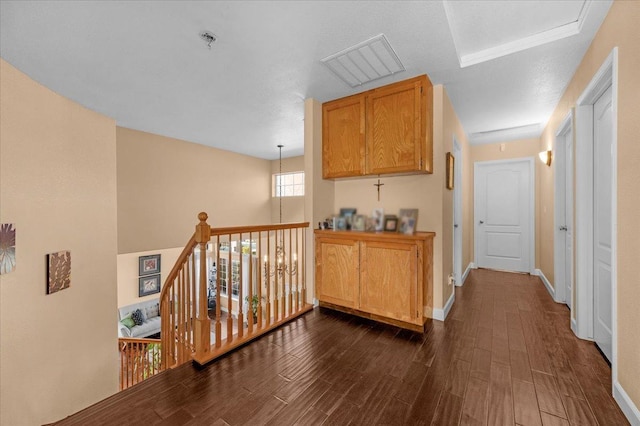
left=473, top=157, right=535, bottom=274
left=453, top=136, right=463, bottom=286
left=574, top=48, right=618, bottom=380
left=553, top=111, right=573, bottom=305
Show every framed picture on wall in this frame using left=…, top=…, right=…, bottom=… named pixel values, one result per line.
left=446, top=152, right=455, bottom=190
left=139, top=254, right=161, bottom=276
left=139, top=274, right=161, bottom=297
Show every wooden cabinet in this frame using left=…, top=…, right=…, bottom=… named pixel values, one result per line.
left=315, top=236, right=360, bottom=308
left=322, top=95, right=365, bottom=178
left=322, top=75, right=433, bottom=179
left=315, top=230, right=434, bottom=331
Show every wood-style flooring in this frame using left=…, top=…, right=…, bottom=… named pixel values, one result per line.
left=56, top=269, right=628, bottom=425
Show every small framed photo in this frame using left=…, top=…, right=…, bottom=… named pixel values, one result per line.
left=399, top=216, right=416, bottom=235
left=139, top=274, right=161, bottom=297
left=399, top=209, right=419, bottom=234
left=139, top=254, right=161, bottom=276
left=384, top=215, right=398, bottom=232
left=446, top=152, right=455, bottom=190
left=334, top=216, right=347, bottom=231
left=372, top=208, right=384, bottom=232
left=352, top=214, right=366, bottom=231
left=365, top=217, right=377, bottom=232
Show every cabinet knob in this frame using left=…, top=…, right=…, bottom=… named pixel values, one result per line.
left=479, top=220, right=484, bottom=224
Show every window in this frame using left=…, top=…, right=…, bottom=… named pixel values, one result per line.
left=218, top=258, right=240, bottom=298
left=273, top=171, right=304, bottom=197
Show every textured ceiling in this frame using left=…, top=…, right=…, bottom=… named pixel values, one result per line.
left=0, top=1, right=612, bottom=159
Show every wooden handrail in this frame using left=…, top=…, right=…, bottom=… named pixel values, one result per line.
left=119, top=337, right=161, bottom=345
left=209, top=222, right=310, bottom=236
left=159, top=234, right=197, bottom=303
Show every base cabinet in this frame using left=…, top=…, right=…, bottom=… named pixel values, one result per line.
left=315, top=230, right=434, bottom=331
left=315, top=237, right=359, bottom=308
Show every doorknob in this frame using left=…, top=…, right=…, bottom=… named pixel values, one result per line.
left=559, top=226, right=568, bottom=231
left=479, top=220, right=484, bottom=224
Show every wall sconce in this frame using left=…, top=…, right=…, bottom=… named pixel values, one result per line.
left=538, top=150, right=552, bottom=167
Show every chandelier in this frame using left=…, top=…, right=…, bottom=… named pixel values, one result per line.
left=263, top=144, right=298, bottom=281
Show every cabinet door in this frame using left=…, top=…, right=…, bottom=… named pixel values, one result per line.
left=366, top=78, right=425, bottom=175
left=360, top=241, right=419, bottom=323
left=322, top=95, right=365, bottom=178
left=315, top=237, right=359, bottom=308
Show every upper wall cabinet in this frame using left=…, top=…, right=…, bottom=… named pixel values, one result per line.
left=322, top=75, right=433, bottom=179
left=322, top=95, right=366, bottom=178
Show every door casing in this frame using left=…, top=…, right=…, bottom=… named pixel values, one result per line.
left=574, top=47, right=618, bottom=386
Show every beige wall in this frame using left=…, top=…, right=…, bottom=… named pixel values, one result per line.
left=116, top=247, right=183, bottom=308
left=538, top=0, right=640, bottom=409
left=441, top=87, right=471, bottom=305
left=117, top=127, right=272, bottom=254
left=304, top=98, right=335, bottom=304
left=0, top=59, right=119, bottom=425
left=330, top=85, right=470, bottom=312
left=469, top=138, right=543, bottom=275
left=270, top=155, right=305, bottom=224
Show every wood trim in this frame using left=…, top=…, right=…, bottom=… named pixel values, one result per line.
left=318, top=301, right=425, bottom=333
left=315, top=229, right=435, bottom=242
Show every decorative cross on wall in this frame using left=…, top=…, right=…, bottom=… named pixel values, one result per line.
left=374, top=179, right=384, bottom=201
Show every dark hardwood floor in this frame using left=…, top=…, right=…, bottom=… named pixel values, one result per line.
left=57, top=269, right=628, bottom=425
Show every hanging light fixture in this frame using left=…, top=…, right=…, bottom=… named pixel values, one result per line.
left=264, top=145, right=297, bottom=280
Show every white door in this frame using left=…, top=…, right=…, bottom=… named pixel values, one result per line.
left=453, top=139, right=463, bottom=285
left=564, top=127, right=574, bottom=308
left=593, top=85, right=613, bottom=362
left=555, top=122, right=574, bottom=308
left=475, top=159, right=533, bottom=273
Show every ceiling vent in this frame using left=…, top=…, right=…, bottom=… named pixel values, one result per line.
left=321, top=34, right=405, bottom=88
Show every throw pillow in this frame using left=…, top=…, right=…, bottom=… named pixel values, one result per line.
left=146, top=303, right=159, bottom=318
left=120, top=314, right=135, bottom=329
left=131, top=309, right=145, bottom=326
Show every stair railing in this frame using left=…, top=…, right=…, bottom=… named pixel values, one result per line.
left=160, top=212, right=311, bottom=369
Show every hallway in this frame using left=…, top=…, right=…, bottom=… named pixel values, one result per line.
left=57, top=269, right=628, bottom=425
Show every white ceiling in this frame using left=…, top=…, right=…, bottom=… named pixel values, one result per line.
left=0, top=1, right=612, bottom=159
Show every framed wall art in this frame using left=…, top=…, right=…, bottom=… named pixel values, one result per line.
left=139, top=274, right=161, bottom=297
left=47, top=250, right=71, bottom=294
left=0, top=223, right=16, bottom=275
left=139, top=254, right=161, bottom=276
left=446, top=152, right=455, bottom=190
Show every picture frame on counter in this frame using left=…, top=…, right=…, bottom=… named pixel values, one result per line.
left=384, top=215, right=398, bottom=232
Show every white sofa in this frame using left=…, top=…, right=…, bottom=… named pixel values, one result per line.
left=118, top=299, right=161, bottom=338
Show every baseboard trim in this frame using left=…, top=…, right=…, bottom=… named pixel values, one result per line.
left=433, top=291, right=455, bottom=321
left=571, top=317, right=578, bottom=335
left=458, top=262, right=475, bottom=287
left=534, top=269, right=555, bottom=300
left=614, top=381, right=640, bottom=425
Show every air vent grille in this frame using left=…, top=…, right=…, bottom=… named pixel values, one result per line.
left=321, top=34, right=405, bottom=88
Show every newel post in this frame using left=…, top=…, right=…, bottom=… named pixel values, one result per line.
left=195, top=212, right=211, bottom=360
